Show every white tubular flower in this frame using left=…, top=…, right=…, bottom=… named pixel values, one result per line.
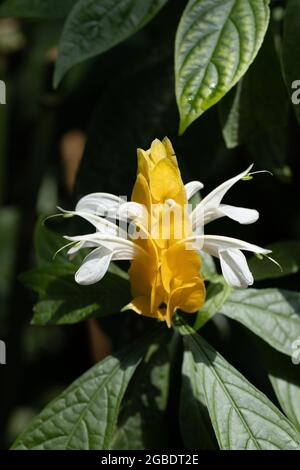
left=190, top=165, right=259, bottom=229
left=59, top=137, right=274, bottom=327
left=181, top=235, right=271, bottom=289
left=64, top=233, right=147, bottom=285
left=75, top=192, right=124, bottom=215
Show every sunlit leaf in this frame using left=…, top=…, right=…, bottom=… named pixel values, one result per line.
left=175, top=0, right=270, bottom=133
left=179, top=322, right=300, bottom=450
left=220, top=288, right=300, bottom=356
left=12, top=328, right=161, bottom=450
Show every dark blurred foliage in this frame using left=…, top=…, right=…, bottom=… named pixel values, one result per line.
left=0, top=0, right=299, bottom=449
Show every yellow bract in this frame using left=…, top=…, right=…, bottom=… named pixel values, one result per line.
left=126, top=137, right=205, bottom=327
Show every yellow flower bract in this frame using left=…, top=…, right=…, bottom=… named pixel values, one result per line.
left=126, top=137, right=205, bottom=327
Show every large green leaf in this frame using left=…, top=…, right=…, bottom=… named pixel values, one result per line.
left=180, top=344, right=217, bottom=449
left=248, top=241, right=300, bottom=281
left=180, top=322, right=300, bottom=450
left=111, top=331, right=172, bottom=449
left=257, top=340, right=300, bottom=431
left=175, top=0, right=270, bottom=134
left=21, top=264, right=131, bottom=325
left=283, top=0, right=300, bottom=123
left=220, top=288, right=300, bottom=356
left=0, top=0, right=78, bottom=17
left=12, top=328, right=161, bottom=450
left=54, top=0, right=168, bottom=86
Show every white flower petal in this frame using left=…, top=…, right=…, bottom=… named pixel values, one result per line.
left=65, top=232, right=145, bottom=259
left=191, top=165, right=254, bottom=228
left=199, top=165, right=253, bottom=209
left=75, top=246, right=113, bottom=285
left=219, top=204, right=259, bottom=224
left=185, top=181, right=204, bottom=200
left=59, top=206, right=128, bottom=238
left=219, top=249, right=254, bottom=288
left=182, top=234, right=271, bottom=257
left=76, top=192, right=125, bottom=216
left=117, top=201, right=147, bottom=224
left=180, top=234, right=269, bottom=288
left=76, top=211, right=125, bottom=236
left=67, top=240, right=94, bottom=256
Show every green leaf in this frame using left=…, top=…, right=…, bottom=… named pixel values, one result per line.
left=33, top=218, right=126, bottom=275
left=220, top=288, right=300, bottom=356
left=200, top=251, right=217, bottom=280
left=111, top=330, right=172, bottom=449
left=21, top=265, right=131, bottom=325
left=0, top=0, right=78, bottom=17
left=179, top=322, right=300, bottom=450
left=219, top=27, right=288, bottom=153
left=248, top=241, right=300, bottom=281
left=194, top=279, right=232, bottom=330
left=12, top=327, right=161, bottom=450
left=34, top=219, right=70, bottom=267
left=180, top=344, right=217, bottom=449
left=175, top=0, right=270, bottom=134
left=283, top=0, right=300, bottom=124
left=257, top=340, right=300, bottom=431
left=54, top=0, right=168, bottom=87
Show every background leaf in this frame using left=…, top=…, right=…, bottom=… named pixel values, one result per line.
left=0, top=208, right=19, bottom=328
left=0, top=0, right=78, bottom=17
left=54, top=0, right=168, bottom=86
left=180, top=322, right=300, bottom=450
left=175, top=0, right=270, bottom=133
left=34, top=220, right=71, bottom=267
left=21, top=265, right=131, bottom=325
left=248, top=241, right=300, bottom=281
left=218, top=27, right=289, bottom=176
left=76, top=53, right=174, bottom=197
left=220, top=288, right=300, bottom=356
left=12, top=328, right=161, bottom=450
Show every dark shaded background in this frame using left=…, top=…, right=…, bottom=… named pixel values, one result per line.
left=0, top=0, right=299, bottom=449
